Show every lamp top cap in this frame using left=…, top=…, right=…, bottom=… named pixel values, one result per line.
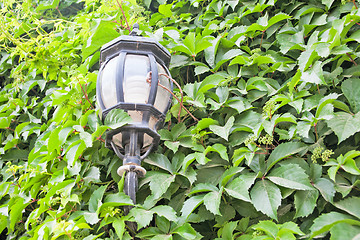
left=100, top=24, right=171, bottom=67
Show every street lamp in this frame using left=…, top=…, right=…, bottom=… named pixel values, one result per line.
left=96, top=24, right=172, bottom=204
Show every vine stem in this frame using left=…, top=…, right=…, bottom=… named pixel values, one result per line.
left=314, top=123, right=319, bottom=142
left=353, top=0, right=358, bottom=9
left=346, top=53, right=358, bottom=66
left=146, top=73, right=198, bottom=122
left=77, top=80, right=95, bottom=109
left=159, top=73, right=184, bottom=122
left=260, top=30, right=265, bottom=49
left=115, top=0, right=131, bottom=31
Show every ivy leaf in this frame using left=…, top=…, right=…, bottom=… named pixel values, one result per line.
left=266, top=13, right=291, bottom=29
left=341, top=78, right=360, bottom=113
left=294, top=190, right=319, bottom=218
left=330, top=223, right=360, bottom=240
left=313, top=178, right=335, bottom=203
left=310, top=212, right=360, bottom=238
left=129, top=208, right=153, bottom=229
left=84, top=212, right=100, bottom=225
left=209, top=116, right=235, bottom=141
left=334, top=197, right=360, bottom=219
left=322, top=0, right=335, bottom=8
left=220, top=167, right=245, bottom=187
left=82, top=20, right=120, bottom=60
left=104, top=109, right=132, bottom=130
left=300, top=61, right=324, bottom=85
left=203, top=190, right=222, bottom=215
left=266, top=142, right=307, bottom=172
left=199, top=73, right=228, bottom=93
left=151, top=205, right=177, bottom=221
left=113, top=218, right=125, bottom=240
left=100, top=192, right=133, bottom=211
left=180, top=195, right=204, bottom=220
left=158, top=3, right=173, bottom=18
left=148, top=172, right=176, bottom=199
left=252, top=221, right=278, bottom=237
left=250, top=180, right=282, bottom=220
left=225, top=173, right=256, bottom=202
left=89, top=185, right=107, bottom=213
left=173, top=223, right=199, bottom=240
left=267, top=164, right=314, bottom=190
left=145, top=154, right=173, bottom=174
left=326, top=112, right=360, bottom=143
left=205, top=144, right=229, bottom=161
left=9, top=197, right=27, bottom=231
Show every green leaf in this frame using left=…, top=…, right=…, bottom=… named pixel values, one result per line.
left=89, top=185, right=107, bottom=213
left=221, top=221, right=238, bottom=240
left=341, top=78, right=360, bottom=113
left=310, top=212, right=360, bottom=238
left=313, top=178, right=335, bottom=202
left=220, top=166, right=244, bottom=186
left=330, top=223, right=360, bottom=240
left=250, top=180, right=282, bottom=220
left=173, top=223, right=199, bottom=240
left=298, top=49, right=318, bottom=72
left=300, top=61, right=324, bottom=85
left=225, top=173, right=257, bottom=202
left=84, top=166, right=100, bottom=183
left=253, top=220, right=278, bottom=238
left=100, top=192, right=133, bottom=211
left=145, top=154, right=173, bottom=174
left=349, top=30, right=360, bottom=43
left=209, top=116, right=235, bottom=141
left=0, top=117, right=10, bottom=129
left=158, top=3, right=173, bottom=18
left=113, top=218, right=126, bottom=240
left=205, top=144, right=229, bottom=161
left=65, top=142, right=86, bottom=167
left=181, top=195, right=204, bottom=220
left=82, top=20, right=120, bottom=60
left=84, top=212, right=100, bottom=225
left=148, top=172, right=176, bottom=199
left=334, top=197, right=360, bottom=219
left=326, top=112, right=360, bottom=143
left=203, top=190, right=222, bottom=215
left=151, top=205, right=177, bottom=221
left=266, top=142, right=307, bottom=172
left=10, top=197, right=27, bottom=231
left=322, top=0, right=335, bottom=8
left=267, top=164, right=314, bottom=190
left=266, top=13, right=291, bottom=28
left=129, top=208, right=153, bottom=229
left=104, top=109, right=132, bottom=130
left=198, top=73, right=227, bottom=93
left=294, top=190, right=319, bottom=218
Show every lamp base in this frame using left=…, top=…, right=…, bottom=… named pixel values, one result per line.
left=117, top=164, right=146, bottom=178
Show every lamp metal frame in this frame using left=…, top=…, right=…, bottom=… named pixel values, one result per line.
left=96, top=31, right=173, bottom=166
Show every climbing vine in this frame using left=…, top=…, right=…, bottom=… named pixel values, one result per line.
left=0, top=0, right=360, bottom=239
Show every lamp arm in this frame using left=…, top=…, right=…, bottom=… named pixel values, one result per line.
left=110, top=141, right=125, bottom=159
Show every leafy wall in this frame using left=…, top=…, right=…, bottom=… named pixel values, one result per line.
left=0, top=0, right=360, bottom=239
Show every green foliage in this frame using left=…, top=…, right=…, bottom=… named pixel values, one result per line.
left=0, top=0, right=360, bottom=239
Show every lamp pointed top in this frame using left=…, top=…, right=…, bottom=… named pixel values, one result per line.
left=130, top=23, right=140, bottom=36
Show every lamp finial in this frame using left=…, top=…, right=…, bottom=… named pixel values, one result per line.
left=130, top=23, right=140, bottom=36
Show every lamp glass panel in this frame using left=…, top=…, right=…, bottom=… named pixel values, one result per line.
left=123, top=54, right=151, bottom=105
left=153, top=64, right=171, bottom=113
left=100, top=57, right=118, bottom=109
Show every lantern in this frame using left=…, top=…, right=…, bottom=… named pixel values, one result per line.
left=96, top=24, right=172, bottom=203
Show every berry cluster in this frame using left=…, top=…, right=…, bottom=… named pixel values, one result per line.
left=263, top=100, right=277, bottom=118
left=258, top=134, right=273, bottom=145
left=311, top=146, right=334, bottom=162
left=244, top=135, right=257, bottom=145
